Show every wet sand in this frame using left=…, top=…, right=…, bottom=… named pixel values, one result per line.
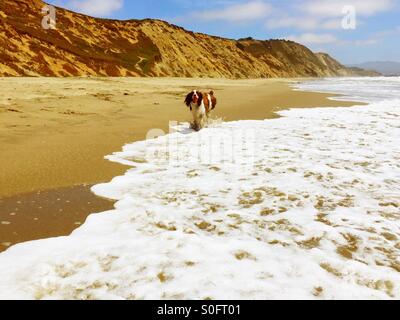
left=0, top=77, right=361, bottom=251
left=0, top=185, right=113, bottom=251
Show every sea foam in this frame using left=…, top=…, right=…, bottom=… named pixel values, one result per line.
left=0, top=78, right=399, bottom=299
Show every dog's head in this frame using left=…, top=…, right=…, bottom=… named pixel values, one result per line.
left=184, top=90, right=203, bottom=107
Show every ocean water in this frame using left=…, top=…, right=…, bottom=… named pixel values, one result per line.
left=0, top=77, right=399, bottom=299
left=294, top=76, right=400, bottom=102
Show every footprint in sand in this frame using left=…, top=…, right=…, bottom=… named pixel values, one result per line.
left=6, top=108, right=23, bottom=113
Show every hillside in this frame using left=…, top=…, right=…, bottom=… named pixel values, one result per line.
left=316, top=53, right=380, bottom=77
left=0, top=0, right=374, bottom=78
left=348, top=61, right=400, bottom=76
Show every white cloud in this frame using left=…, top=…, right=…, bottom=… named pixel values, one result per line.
left=195, top=1, right=272, bottom=22
left=265, top=0, right=393, bottom=32
left=68, top=0, right=124, bottom=17
left=301, top=0, right=393, bottom=18
left=320, top=18, right=345, bottom=30
left=266, top=17, right=319, bottom=30
left=354, top=39, right=378, bottom=46
left=287, top=28, right=398, bottom=49
left=287, top=33, right=339, bottom=45
left=287, top=33, right=383, bottom=48
left=266, top=17, right=345, bottom=31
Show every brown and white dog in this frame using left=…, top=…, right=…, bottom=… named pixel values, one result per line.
left=184, top=90, right=217, bottom=131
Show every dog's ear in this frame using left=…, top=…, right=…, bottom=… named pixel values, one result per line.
left=197, top=91, right=203, bottom=106
left=184, top=91, right=193, bottom=107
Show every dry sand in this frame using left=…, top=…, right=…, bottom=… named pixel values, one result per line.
left=0, top=77, right=360, bottom=251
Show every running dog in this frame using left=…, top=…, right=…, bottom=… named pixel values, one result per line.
left=184, top=90, right=217, bottom=131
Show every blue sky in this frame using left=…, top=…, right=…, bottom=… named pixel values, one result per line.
left=47, top=0, right=400, bottom=64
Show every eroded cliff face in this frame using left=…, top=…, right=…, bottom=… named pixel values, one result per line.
left=315, top=53, right=379, bottom=77
left=0, top=0, right=376, bottom=77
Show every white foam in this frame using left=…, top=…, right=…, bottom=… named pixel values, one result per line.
left=294, top=76, right=400, bottom=103
left=0, top=78, right=399, bottom=299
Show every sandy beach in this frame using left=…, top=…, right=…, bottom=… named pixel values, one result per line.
left=0, top=77, right=359, bottom=251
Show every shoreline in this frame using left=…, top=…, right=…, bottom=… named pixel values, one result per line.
left=0, top=185, right=114, bottom=252
left=0, top=77, right=363, bottom=251
left=1, top=76, right=398, bottom=299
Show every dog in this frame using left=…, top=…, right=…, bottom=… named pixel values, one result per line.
left=184, top=90, right=217, bottom=131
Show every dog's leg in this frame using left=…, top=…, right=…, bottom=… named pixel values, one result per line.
left=199, top=114, right=206, bottom=130
left=191, top=107, right=200, bottom=131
